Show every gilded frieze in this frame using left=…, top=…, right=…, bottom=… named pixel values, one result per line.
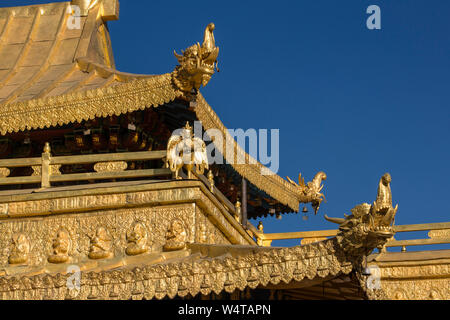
left=0, top=237, right=353, bottom=300
left=0, top=204, right=196, bottom=268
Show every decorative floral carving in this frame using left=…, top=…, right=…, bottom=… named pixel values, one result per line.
left=0, top=74, right=179, bottom=135
left=0, top=167, right=10, bottom=178
left=428, top=229, right=450, bottom=239
left=32, top=165, right=61, bottom=176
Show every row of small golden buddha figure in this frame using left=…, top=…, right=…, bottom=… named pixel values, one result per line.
left=7, top=219, right=188, bottom=266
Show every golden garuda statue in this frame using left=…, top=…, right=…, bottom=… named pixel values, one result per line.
left=172, top=23, right=219, bottom=93
left=165, top=122, right=209, bottom=179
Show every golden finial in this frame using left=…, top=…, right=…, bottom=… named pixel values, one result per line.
left=258, top=221, right=264, bottom=232
left=207, top=170, right=214, bottom=193
left=43, top=142, right=51, bottom=154
left=184, top=122, right=192, bottom=131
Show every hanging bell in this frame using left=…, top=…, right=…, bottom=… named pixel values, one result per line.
left=276, top=213, right=282, bottom=220
left=302, top=206, right=309, bottom=213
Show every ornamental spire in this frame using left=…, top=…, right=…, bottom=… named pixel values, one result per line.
left=172, top=23, right=220, bottom=94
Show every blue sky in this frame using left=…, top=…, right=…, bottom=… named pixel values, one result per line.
left=4, top=1, right=450, bottom=249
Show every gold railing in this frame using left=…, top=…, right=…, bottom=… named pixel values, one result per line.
left=384, top=223, right=450, bottom=252
left=0, top=145, right=242, bottom=223
left=0, top=146, right=170, bottom=189
left=250, top=222, right=450, bottom=252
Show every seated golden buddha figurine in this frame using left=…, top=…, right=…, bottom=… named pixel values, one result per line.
left=126, top=222, right=149, bottom=256
left=88, top=227, right=113, bottom=260
left=48, top=228, right=71, bottom=264
left=163, top=219, right=187, bottom=252
left=8, top=233, right=30, bottom=265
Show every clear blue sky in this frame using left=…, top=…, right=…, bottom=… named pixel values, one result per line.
left=4, top=1, right=450, bottom=249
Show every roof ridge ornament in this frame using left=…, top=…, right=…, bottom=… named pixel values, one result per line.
left=172, top=23, right=220, bottom=95
left=286, top=172, right=327, bottom=214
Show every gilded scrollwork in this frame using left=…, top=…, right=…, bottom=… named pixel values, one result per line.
left=94, top=161, right=128, bottom=173
left=377, top=277, right=450, bottom=300
left=0, top=167, right=10, bottom=178
left=0, top=237, right=358, bottom=300
left=428, top=229, right=450, bottom=239
left=32, top=165, right=61, bottom=176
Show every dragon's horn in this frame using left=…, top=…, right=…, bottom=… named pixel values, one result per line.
left=174, top=50, right=183, bottom=60
left=298, top=173, right=305, bottom=187
left=286, top=176, right=298, bottom=186
left=324, top=215, right=346, bottom=225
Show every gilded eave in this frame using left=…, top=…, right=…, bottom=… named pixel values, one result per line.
left=0, top=240, right=357, bottom=300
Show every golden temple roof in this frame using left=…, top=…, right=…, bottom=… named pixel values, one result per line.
left=0, top=0, right=152, bottom=106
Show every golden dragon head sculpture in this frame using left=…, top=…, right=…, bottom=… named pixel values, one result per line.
left=324, top=173, right=398, bottom=257
left=287, top=172, right=327, bottom=214
left=172, top=23, right=219, bottom=94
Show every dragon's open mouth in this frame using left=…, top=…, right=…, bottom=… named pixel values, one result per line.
left=369, top=228, right=394, bottom=239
